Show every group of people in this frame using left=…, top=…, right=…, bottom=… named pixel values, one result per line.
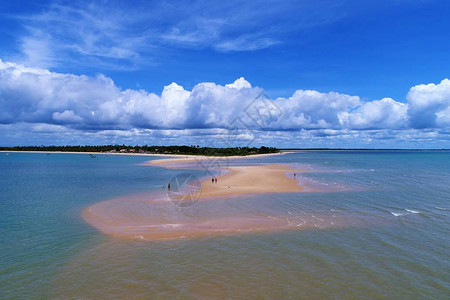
left=164, top=177, right=216, bottom=191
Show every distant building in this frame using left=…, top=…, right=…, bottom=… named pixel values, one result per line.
left=120, top=149, right=127, bottom=153
left=109, top=149, right=117, bottom=153
left=129, top=149, right=136, bottom=153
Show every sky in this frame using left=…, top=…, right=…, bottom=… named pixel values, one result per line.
left=0, top=0, right=449, bottom=148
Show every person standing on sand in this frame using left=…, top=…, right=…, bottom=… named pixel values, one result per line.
left=212, top=178, right=214, bottom=183
left=168, top=183, right=171, bottom=190
left=215, top=177, right=217, bottom=183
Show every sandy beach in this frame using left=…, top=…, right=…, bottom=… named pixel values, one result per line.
left=197, top=164, right=304, bottom=198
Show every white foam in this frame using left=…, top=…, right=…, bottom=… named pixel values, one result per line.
left=435, top=207, right=450, bottom=211
left=311, top=215, right=324, bottom=222
left=405, top=209, right=420, bottom=214
left=390, top=211, right=406, bottom=217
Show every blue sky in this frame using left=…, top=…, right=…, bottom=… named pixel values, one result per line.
left=0, top=0, right=449, bottom=148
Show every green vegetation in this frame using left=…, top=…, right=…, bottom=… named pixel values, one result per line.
left=0, top=145, right=279, bottom=156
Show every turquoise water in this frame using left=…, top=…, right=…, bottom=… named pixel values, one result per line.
left=0, top=151, right=449, bottom=299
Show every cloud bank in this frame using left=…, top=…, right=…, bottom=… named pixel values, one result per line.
left=0, top=59, right=449, bottom=147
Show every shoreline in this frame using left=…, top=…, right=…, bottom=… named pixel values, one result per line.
left=0, top=150, right=286, bottom=159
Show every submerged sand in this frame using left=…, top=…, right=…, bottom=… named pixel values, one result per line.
left=145, top=152, right=283, bottom=166
left=83, top=159, right=340, bottom=241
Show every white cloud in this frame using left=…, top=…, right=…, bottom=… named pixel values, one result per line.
left=274, top=90, right=361, bottom=129
left=341, top=98, right=408, bottom=129
left=225, top=77, right=252, bottom=89
left=20, top=30, right=55, bottom=69
left=407, top=78, right=450, bottom=128
left=52, top=110, right=83, bottom=123
left=215, top=35, right=279, bottom=52
left=0, top=58, right=449, bottom=147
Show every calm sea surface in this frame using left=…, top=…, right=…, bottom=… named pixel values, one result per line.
left=0, top=151, right=449, bottom=299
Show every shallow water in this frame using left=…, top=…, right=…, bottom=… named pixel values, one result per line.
left=0, top=151, right=449, bottom=298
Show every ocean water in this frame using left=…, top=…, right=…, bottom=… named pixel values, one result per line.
left=0, top=151, right=449, bottom=299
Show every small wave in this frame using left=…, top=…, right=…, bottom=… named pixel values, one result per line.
left=435, top=207, right=450, bottom=211
left=390, top=211, right=407, bottom=217
left=405, top=209, right=420, bottom=214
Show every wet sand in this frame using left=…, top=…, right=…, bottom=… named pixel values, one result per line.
left=82, top=190, right=343, bottom=241
left=145, top=152, right=284, bottom=166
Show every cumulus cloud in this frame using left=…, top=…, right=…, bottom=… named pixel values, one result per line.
left=52, top=110, right=83, bottom=124
left=341, top=98, right=408, bottom=130
left=407, top=79, right=450, bottom=128
left=275, top=90, right=361, bottom=129
left=0, top=58, right=449, bottom=147
left=225, top=77, right=252, bottom=89
left=0, top=59, right=262, bottom=130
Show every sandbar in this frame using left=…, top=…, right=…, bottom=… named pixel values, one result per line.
left=82, top=160, right=327, bottom=241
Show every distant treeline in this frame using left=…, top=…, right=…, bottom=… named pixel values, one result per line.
left=0, top=145, right=279, bottom=156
